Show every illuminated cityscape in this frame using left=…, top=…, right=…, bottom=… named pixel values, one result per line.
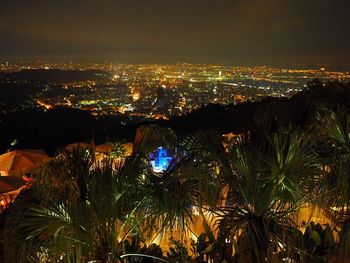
left=1, top=62, right=349, bottom=121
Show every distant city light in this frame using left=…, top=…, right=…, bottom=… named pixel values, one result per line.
left=1, top=62, right=349, bottom=118
left=10, top=139, right=18, bottom=146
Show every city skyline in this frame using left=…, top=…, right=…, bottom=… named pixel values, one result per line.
left=1, top=0, right=350, bottom=65
left=1, top=61, right=349, bottom=120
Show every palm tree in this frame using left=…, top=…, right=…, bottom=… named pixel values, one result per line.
left=4, top=146, right=147, bottom=262
left=133, top=126, right=219, bottom=247
left=215, top=127, right=321, bottom=262
left=2, top=123, right=325, bottom=262
left=318, top=109, right=350, bottom=215
left=316, top=109, right=350, bottom=255
left=4, top=126, right=220, bottom=262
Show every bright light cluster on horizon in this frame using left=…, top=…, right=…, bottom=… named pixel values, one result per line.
left=1, top=62, right=349, bottom=119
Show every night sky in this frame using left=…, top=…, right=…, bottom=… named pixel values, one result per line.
left=1, top=0, right=349, bottom=65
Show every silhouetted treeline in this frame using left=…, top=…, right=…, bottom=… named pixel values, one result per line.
left=166, top=79, right=350, bottom=135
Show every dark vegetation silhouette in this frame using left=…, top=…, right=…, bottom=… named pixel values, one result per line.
left=2, top=115, right=350, bottom=262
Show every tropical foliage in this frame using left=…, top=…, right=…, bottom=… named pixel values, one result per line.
left=2, top=108, right=350, bottom=262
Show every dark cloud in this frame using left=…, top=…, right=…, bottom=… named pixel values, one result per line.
left=1, top=0, right=349, bottom=65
